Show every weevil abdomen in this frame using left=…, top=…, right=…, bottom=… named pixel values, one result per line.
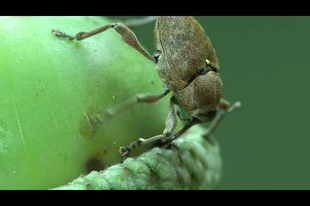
left=154, top=16, right=219, bottom=91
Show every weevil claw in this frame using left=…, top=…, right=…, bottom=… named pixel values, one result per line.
left=119, top=146, right=130, bottom=158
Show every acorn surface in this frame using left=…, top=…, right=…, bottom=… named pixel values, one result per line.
left=0, top=16, right=170, bottom=189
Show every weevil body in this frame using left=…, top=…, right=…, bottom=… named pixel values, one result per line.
left=154, top=16, right=222, bottom=123
left=52, top=16, right=240, bottom=157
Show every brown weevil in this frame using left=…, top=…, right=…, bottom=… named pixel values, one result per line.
left=52, top=16, right=241, bottom=158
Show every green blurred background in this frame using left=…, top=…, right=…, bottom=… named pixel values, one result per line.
left=114, top=16, right=309, bottom=189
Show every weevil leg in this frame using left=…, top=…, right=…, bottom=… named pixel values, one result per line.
left=202, top=100, right=241, bottom=141
left=160, top=99, right=241, bottom=146
left=218, top=98, right=231, bottom=111
left=52, top=22, right=155, bottom=62
left=159, top=117, right=201, bottom=147
left=120, top=96, right=178, bottom=158
left=85, top=90, right=171, bottom=133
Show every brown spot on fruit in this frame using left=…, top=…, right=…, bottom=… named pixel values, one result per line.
left=86, top=157, right=104, bottom=174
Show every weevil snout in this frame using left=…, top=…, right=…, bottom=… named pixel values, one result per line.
left=175, top=71, right=223, bottom=123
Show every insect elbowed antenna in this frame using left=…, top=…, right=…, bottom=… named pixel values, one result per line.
left=52, top=16, right=241, bottom=158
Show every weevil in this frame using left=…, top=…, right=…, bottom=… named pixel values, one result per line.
left=52, top=16, right=241, bottom=157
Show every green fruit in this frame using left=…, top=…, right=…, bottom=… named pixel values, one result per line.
left=0, top=16, right=170, bottom=189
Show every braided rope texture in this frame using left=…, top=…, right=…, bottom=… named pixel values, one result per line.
left=55, top=126, right=222, bottom=190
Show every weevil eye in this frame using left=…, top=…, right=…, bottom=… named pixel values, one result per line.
left=208, top=65, right=218, bottom=73
left=153, top=50, right=161, bottom=63
left=205, top=59, right=218, bottom=73
left=196, top=65, right=216, bottom=76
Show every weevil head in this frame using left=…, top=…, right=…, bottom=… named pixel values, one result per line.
left=174, top=66, right=223, bottom=123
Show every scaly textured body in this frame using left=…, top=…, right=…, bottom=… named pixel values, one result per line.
left=155, top=16, right=219, bottom=91
left=155, top=16, right=222, bottom=120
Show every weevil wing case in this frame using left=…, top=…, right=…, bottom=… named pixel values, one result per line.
left=154, top=16, right=219, bottom=91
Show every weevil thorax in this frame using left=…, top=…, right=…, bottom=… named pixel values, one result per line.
left=154, top=16, right=222, bottom=123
